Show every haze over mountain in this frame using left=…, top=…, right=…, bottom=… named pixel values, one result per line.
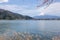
left=34, top=15, right=60, bottom=20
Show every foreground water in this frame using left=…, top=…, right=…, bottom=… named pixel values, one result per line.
left=0, top=20, right=60, bottom=40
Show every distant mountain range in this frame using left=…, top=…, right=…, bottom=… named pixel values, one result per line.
left=34, top=15, right=60, bottom=20
left=0, top=9, right=33, bottom=20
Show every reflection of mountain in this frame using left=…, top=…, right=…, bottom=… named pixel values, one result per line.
left=0, top=23, right=9, bottom=34
left=0, top=9, right=33, bottom=20
left=34, top=15, right=60, bottom=20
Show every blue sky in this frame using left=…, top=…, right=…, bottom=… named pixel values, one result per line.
left=0, top=0, right=60, bottom=16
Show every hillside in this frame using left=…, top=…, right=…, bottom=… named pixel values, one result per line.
left=0, top=9, right=33, bottom=20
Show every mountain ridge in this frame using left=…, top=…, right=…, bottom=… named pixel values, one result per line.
left=0, top=9, right=33, bottom=20
left=34, top=15, right=60, bottom=20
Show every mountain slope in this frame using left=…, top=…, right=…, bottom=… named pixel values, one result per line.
left=0, top=9, right=33, bottom=20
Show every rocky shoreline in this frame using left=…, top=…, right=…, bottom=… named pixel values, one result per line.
left=0, top=31, right=60, bottom=40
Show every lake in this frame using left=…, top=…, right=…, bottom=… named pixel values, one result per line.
left=0, top=20, right=60, bottom=40
left=0, top=20, right=60, bottom=33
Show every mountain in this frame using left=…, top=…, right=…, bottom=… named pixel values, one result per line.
left=34, top=15, right=60, bottom=20
left=0, top=9, right=33, bottom=20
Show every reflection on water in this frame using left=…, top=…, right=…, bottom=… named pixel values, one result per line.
left=0, top=23, right=10, bottom=34
left=0, top=20, right=60, bottom=33
left=37, top=21, right=45, bottom=31
left=0, top=20, right=60, bottom=40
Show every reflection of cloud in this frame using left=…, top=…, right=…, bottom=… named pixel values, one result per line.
left=0, top=0, right=8, bottom=3
left=37, top=21, right=45, bottom=31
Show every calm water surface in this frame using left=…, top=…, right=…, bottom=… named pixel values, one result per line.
left=0, top=20, right=60, bottom=34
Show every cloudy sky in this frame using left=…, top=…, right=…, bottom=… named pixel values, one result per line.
left=0, top=0, right=60, bottom=16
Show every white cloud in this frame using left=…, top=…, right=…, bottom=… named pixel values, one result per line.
left=0, top=0, right=8, bottom=3
left=0, top=2, right=60, bottom=16
left=0, top=4, right=39, bottom=16
left=38, top=2, right=60, bottom=16
left=0, top=5, right=26, bottom=13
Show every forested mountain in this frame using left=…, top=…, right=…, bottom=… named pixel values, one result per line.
left=0, top=9, right=33, bottom=20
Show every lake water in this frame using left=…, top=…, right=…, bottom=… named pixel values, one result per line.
left=0, top=20, right=60, bottom=40
left=0, top=20, right=60, bottom=34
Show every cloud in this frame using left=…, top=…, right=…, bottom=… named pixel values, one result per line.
left=0, top=0, right=8, bottom=3
left=38, top=2, right=60, bottom=16
left=0, top=5, right=26, bottom=13
left=0, top=2, right=60, bottom=16
left=0, top=4, right=39, bottom=16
